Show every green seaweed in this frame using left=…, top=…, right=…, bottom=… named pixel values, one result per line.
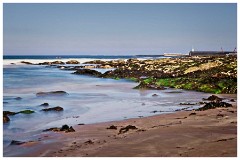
left=18, top=110, right=35, bottom=114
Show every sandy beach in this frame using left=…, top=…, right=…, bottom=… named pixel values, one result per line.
left=14, top=94, right=236, bottom=157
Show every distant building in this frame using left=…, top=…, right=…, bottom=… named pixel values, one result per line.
left=163, top=53, right=183, bottom=57
left=189, top=51, right=237, bottom=56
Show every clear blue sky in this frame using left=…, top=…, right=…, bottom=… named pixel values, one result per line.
left=3, top=3, right=237, bottom=55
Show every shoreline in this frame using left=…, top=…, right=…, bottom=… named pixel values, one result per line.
left=7, top=94, right=236, bottom=157
left=3, top=56, right=237, bottom=157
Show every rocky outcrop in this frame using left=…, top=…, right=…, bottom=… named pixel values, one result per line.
left=202, top=95, right=223, bottom=102
left=196, top=102, right=232, bottom=111
left=40, top=103, right=49, bottom=106
left=36, top=91, right=68, bottom=97
left=20, top=61, right=33, bottom=65
left=66, top=60, right=79, bottom=64
left=73, top=69, right=102, bottom=77
left=41, top=106, right=63, bottom=112
left=3, top=115, right=10, bottom=123
left=38, top=61, right=65, bottom=65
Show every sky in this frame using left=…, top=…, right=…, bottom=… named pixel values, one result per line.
left=3, top=3, right=237, bottom=55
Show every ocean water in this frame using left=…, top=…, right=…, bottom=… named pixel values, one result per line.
left=3, top=56, right=211, bottom=156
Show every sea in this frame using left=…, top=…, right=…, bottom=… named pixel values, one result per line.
left=3, top=55, right=211, bottom=156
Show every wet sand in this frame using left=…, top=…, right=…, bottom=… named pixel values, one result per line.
left=18, top=94, right=237, bottom=157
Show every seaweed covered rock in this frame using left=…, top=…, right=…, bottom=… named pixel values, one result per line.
left=134, top=81, right=165, bottom=90
left=36, top=91, right=68, bottom=97
left=196, top=102, right=232, bottom=111
left=73, top=69, right=102, bottom=77
left=18, top=110, right=35, bottom=114
left=41, top=106, right=63, bottom=112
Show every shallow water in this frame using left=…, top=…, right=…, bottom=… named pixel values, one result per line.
left=3, top=60, right=211, bottom=156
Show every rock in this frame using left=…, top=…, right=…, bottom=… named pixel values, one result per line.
left=3, top=115, right=10, bottom=123
left=78, top=123, right=85, bottom=125
left=20, top=61, right=33, bottom=65
left=202, top=95, right=222, bottom=102
left=40, top=103, right=49, bottom=106
left=15, top=97, right=22, bottom=100
left=152, top=94, right=158, bottom=97
left=84, top=140, right=94, bottom=144
left=73, top=69, right=102, bottom=77
left=100, top=65, right=112, bottom=69
left=106, top=125, right=117, bottom=130
left=189, top=113, right=196, bottom=116
left=36, top=91, right=68, bottom=97
left=43, top=127, right=60, bottom=132
left=18, top=110, right=35, bottom=114
left=43, top=125, right=75, bottom=133
left=179, top=102, right=196, bottom=105
left=230, top=99, right=235, bottom=102
left=119, top=125, right=138, bottom=134
left=134, top=82, right=166, bottom=90
left=196, top=102, right=232, bottom=111
left=38, top=61, right=64, bottom=65
left=3, top=111, right=17, bottom=116
left=52, top=61, right=65, bottom=65
left=42, top=106, right=63, bottom=112
left=10, top=140, right=26, bottom=145
left=83, top=65, right=95, bottom=69
left=66, top=60, right=79, bottom=64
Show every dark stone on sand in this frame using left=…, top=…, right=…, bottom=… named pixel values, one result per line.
left=84, top=140, right=94, bottom=144
left=42, top=106, right=63, bottom=112
left=10, top=140, right=26, bottom=145
left=202, top=95, right=222, bottom=102
left=106, top=125, right=117, bottom=130
left=230, top=99, right=235, bottom=102
left=40, top=103, right=49, bottom=106
left=196, top=101, right=232, bottom=111
left=189, top=113, right=196, bottom=116
left=152, top=94, right=158, bottom=97
left=43, top=125, right=75, bottom=133
left=43, top=127, right=60, bottom=132
left=36, top=91, right=68, bottom=97
left=73, top=69, right=102, bottom=77
left=119, top=125, right=138, bottom=134
left=78, top=123, right=85, bottom=125
left=60, top=124, right=70, bottom=131
left=3, top=115, right=10, bottom=123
